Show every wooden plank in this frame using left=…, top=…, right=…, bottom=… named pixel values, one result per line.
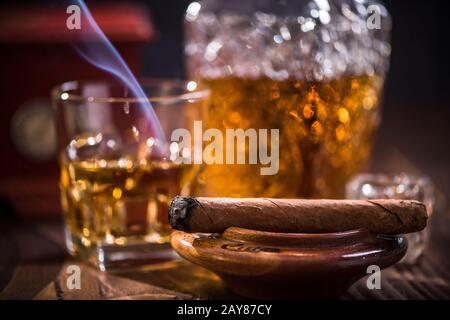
left=34, top=262, right=193, bottom=300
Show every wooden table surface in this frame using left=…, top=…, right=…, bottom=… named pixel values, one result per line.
left=1, top=104, right=449, bottom=300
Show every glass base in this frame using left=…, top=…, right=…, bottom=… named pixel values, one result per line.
left=400, top=229, right=427, bottom=265
left=65, top=229, right=178, bottom=271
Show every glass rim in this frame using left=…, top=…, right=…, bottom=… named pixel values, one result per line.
left=51, top=78, right=210, bottom=104
left=348, top=173, right=432, bottom=184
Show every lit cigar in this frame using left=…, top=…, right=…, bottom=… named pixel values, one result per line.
left=169, top=197, right=428, bottom=234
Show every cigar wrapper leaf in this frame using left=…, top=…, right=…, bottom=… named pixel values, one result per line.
left=168, top=196, right=428, bottom=234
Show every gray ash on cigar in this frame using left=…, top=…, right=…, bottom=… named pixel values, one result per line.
left=168, top=196, right=200, bottom=232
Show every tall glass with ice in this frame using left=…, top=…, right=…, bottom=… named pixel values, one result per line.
left=185, top=0, right=392, bottom=198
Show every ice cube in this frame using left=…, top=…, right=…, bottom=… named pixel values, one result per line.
left=66, top=132, right=122, bottom=161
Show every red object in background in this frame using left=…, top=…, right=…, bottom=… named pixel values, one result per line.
left=0, top=4, right=156, bottom=218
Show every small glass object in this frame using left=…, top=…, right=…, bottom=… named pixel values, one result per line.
left=53, top=79, right=209, bottom=270
left=346, top=173, right=434, bottom=264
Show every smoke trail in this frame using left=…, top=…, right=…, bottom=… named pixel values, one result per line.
left=69, top=0, right=165, bottom=145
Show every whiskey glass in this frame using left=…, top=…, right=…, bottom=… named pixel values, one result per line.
left=346, top=173, right=435, bottom=264
left=185, top=0, right=392, bottom=198
left=52, top=79, right=209, bottom=270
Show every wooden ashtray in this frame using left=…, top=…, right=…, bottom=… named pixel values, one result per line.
left=171, top=227, right=407, bottom=299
